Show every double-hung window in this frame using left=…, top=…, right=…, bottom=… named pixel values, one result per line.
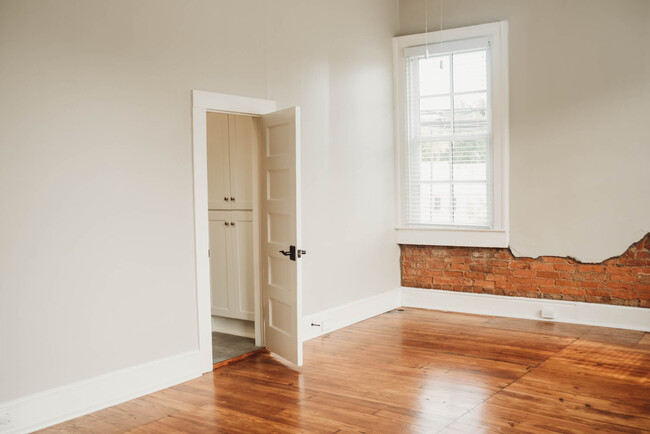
left=394, top=22, right=509, bottom=247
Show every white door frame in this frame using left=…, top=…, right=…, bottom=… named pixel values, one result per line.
left=191, top=90, right=277, bottom=373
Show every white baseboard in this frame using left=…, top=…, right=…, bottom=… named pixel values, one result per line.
left=211, top=316, right=255, bottom=339
left=0, top=351, right=202, bottom=434
left=302, top=288, right=402, bottom=341
left=402, top=287, right=650, bottom=332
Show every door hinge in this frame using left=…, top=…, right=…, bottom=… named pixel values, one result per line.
left=279, top=245, right=307, bottom=261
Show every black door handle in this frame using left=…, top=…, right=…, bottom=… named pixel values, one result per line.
left=278, top=246, right=306, bottom=261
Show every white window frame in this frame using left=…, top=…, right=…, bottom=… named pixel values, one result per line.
left=393, top=21, right=509, bottom=248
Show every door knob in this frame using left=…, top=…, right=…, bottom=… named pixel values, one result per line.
left=279, top=246, right=306, bottom=261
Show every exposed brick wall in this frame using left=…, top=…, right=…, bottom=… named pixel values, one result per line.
left=400, top=234, right=650, bottom=308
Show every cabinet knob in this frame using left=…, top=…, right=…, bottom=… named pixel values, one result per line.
left=230, top=197, right=235, bottom=202
left=224, top=222, right=230, bottom=226
left=231, top=222, right=236, bottom=226
left=224, top=197, right=229, bottom=201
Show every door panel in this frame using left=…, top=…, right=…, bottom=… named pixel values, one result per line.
left=206, top=112, right=231, bottom=210
left=231, top=211, right=255, bottom=320
left=229, top=115, right=256, bottom=210
left=260, top=107, right=303, bottom=366
left=208, top=210, right=231, bottom=317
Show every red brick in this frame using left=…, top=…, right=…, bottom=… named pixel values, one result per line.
left=612, top=290, right=638, bottom=300
left=433, top=277, right=454, bottom=285
left=529, top=262, right=555, bottom=271
left=486, top=274, right=507, bottom=282
left=606, top=281, right=634, bottom=291
left=586, top=288, right=610, bottom=297
left=487, top=259, right=509, bottom=267
left=469, top=264, right=491, bottom=273
left=541, top=257, right=566, bottom=263
left=556, top=280, right=581, bottom=288
left=553, top=263, right=576, bottom=272
left=474, top=280, right=495, bottom=289
left=465, top=272, right=484, bottom=279
left=399, top=233, right=650, bottom=308
left=512, top=269, right=536, bottom=278
left=578, top=264, right=605, bottom=272
left=608, top=273, right=637, bottom=282
left=540, top=285, right=561, bottom=294
left=530, top=278, right=555, bottom=286
left=580, top=281, right=602, bottom=289
left=560, top=287, right=585, bottom=296
left=449, top=263, right=470, bottom=271
left=445, top=257, right=469, bottom=264
left=536, top=271, right=560, bottom=279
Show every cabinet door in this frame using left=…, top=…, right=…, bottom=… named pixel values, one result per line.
left=207, top=112, right=231, bottom=210
left=230, top=211, right=255, bottom=321
left=208, top=210, right=232, bottom=317
left=228, top=115, right=256, bottom=210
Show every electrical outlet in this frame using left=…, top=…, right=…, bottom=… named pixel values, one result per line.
left=310, top=320, right=327, bottom=332
left=541, top=307, right=556, bottom=319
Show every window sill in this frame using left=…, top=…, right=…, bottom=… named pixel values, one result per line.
left=396, top=227, right=508, bottom=248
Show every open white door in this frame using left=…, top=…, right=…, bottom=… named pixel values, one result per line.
left=260, top=107, right=303, bottom=366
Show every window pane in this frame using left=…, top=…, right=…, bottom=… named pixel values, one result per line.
left=453, top=108, right=488, bottom=135
left=405, top=42, right=492, bottom=228
left=454, top=92, right=487, bottom=109
left=419, top=55, right=450, bottom=96
left=410, top=182, right=453, bottom=225
left=419, top=96, right=451, bottom=137
left=452, top=140, right=487, bottom=181
left=451, top=182, right=488, bottom=225
left=453, top=50, right=487, bottom=93
left=418, top=141, right=450, bottom=181
left=408, top=181, right=488, bottom=226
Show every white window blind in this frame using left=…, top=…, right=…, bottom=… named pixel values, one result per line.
left=404, top=37, right=493, bottom=228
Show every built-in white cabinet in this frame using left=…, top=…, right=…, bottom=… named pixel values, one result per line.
left=207, top=112, right=256, bottom=211
left=207, top=111, right=257, bottom=322
left=209, top=210, right=255, bottom=321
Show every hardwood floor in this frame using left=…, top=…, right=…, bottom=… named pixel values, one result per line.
left=41, top=308, right=650, bottom=433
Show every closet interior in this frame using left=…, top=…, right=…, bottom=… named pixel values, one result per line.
left=206, top=111, right=261, bottom=365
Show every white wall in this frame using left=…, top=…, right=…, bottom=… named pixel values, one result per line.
left=399, top=0, right=650, bottom=262
left=265, top=0, right=400, bottom=315
left=0, top=0, right=399, bottom=404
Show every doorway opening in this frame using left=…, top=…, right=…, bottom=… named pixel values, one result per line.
left=206, top=111, right=262, bottom=367
left=191, top=90, right=304, bottom=374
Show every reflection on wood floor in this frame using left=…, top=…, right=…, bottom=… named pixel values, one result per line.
left=41, top=308, right=650, bottom=433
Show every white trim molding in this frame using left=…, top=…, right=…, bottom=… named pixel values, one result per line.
left=302, top=288, right=402, bottom=341
left=396, top=227, right=508, bottom=247
left=402, top=287, right=650, bottom=332
left=211, top=316, right=255, bottom=339
left=0, top=351, right=202, bottom=434
left=393, top=21, right=510, bottom=248
left=191, top=90, right=277, bottom=373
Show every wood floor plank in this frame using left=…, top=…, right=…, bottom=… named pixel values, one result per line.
left=41, top=308, right=650, bottom=433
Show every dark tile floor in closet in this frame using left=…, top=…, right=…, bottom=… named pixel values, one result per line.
left=212, top=331, right=261, bottom=364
